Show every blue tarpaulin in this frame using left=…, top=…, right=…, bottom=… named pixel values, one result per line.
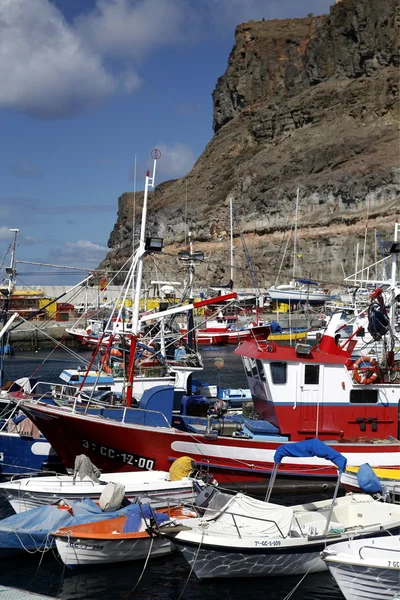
left=0, top=498, right=168, bottom=553
left=273, top=439, right=347, bottom=472
left=122, top=504, right=169, bottom=533
left=356, top=463, right=382, bottom=494
left=270, top=321, right=282, bottom=334
left=295, top=278, right=319, bottom=286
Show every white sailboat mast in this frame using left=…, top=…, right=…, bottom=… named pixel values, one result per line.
left=389, top=222, right=399, bottom=327
left=8, top=229, right=19, bottom=295
left=230, top=197, right=234, bottom=283
left=132, top=153, right=137, bottom=308
left=292, top=188, right=299, bottom=280
left=131, top=151, right=159, bottom=335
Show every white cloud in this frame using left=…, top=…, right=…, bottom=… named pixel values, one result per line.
left=155, top=142, right=195, bottom=178
left=0, top=0, right=116, bottom=118
left=74, top=0, right=187, bottom=59
left=0, top=0, right=332, bottom=119
left=50, top=239, right=108, bottom=266
left=22, top=236, right=42, bottom=246
left=0, top=226, right=14, bottom=241
left=65, top=240, right=108, bottom=252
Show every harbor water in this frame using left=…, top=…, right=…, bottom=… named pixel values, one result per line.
left=0, top=347, right=344, bottom=599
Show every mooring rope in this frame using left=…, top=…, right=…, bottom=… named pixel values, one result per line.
left=130, top=535, right=154, bottom=594
left=177, top=529, right=205, bottom=600
left=281, top=563, right=313, bottom=600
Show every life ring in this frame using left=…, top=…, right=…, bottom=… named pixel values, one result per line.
left=353, top=356, right=379, bottom=385
left=110, top=348, right=122, bottom=357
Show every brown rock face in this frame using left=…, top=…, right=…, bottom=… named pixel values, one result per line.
left=100, top=0, right=400, bottom=289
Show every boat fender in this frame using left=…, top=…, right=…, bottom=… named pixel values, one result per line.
left=169, top=456, right=196, bottom=481
left=356, top=463, right=382, bottom=494
left=99, top=482, right=126, bottom=512
left=353, top=356, right=379, bottom=385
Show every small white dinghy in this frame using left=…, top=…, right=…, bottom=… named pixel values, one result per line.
left=52, top=504, right=197, bottom=568
left=0, top=456, right=207, bottom=513
left=322, top=535, right=400, bottom=600
left=155, top=440, right=400, bottom=579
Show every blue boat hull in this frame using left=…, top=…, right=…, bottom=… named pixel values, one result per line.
left=0, top=431, right=62, bottom=476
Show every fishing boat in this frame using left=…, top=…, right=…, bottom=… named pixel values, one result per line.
left=18, top=282, right=400, bottom=484
left=52, top=503, right=197, bottom=567
left=17, top=298, right=400, bottom=484
left=321, top=535, right=400, bottom=600
left=154, top=441, right=400, bottom=579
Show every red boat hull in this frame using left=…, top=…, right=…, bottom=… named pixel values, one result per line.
left=20, top=402, right=400, bottom=486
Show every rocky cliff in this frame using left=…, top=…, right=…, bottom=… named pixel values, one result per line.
left=100, top=0, right=400, bottom=290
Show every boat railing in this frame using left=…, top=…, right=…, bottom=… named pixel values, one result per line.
left=359, top=545, right=400, bottom=560
left=119, top=406, right=171, bottom=428
left=227, top=512, right=287, bottom=539
left=22, top=476, right=99, bottom=487
left=0, top=399, right=25, bottom=431
left=71, top=398, right=172, bottom=428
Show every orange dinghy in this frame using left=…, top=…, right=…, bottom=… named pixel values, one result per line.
left=52, top=504, right=196, bottom=567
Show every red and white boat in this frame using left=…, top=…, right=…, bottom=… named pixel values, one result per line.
left=178, top=314, right=271, bottom=346
left=18, top=298, right=400, bottom=486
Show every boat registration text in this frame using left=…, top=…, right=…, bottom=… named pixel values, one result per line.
left=81, top=439, right=155, bottom=470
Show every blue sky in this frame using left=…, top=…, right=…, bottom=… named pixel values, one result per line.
left=0, top=0, right=332, bottom=287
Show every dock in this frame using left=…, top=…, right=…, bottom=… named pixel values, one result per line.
left=0, top=585, right=55, bottom=599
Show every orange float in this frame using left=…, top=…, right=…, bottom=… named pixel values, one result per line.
left=353, top=356, right=379, bottom=384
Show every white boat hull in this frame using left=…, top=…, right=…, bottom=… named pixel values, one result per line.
left=166, top=494, right=400, bottom=580
left=55, top=534, right=171, bottom=567
left=327, top=562, right=400, bottom=600
left=267, top=287, right=330, bottom=303
left=177, top=542, right=326, bottom=579
left=0, top=472, right=200, bottom=513
left=323, top=536, right=400, bottom=600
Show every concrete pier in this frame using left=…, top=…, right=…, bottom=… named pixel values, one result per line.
left=0, top=585, right=55, bottom=599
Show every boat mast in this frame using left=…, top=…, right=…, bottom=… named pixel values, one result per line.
left=132, top=153, right=137, bottom=310
left=230, top=197, right=234, bottom=283
left=126, top=150, right=160, bottom=408
left=131, top=150, right=160, bottom=335
left=292, top=188, right=299, bottom=280
left=0, top=228, right=19, bottom=388
left=389, top=221, right=399, bottom=328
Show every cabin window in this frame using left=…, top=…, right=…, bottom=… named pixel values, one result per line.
left=251, top=359, right=258, bottom=377
left=304, top=365, right=320, bottom=385
left=270, top=362, right=287, bottom=385
left=70, top=375, right=79, bottom=382
left=350, top=389, right=378, bottom=404
left=243, top=357, right=252, bottom=377
left=256, top=359, right=266, bottom=382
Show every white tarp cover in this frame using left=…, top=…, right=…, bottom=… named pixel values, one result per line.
left=208, top=493, right=293, bottom=538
